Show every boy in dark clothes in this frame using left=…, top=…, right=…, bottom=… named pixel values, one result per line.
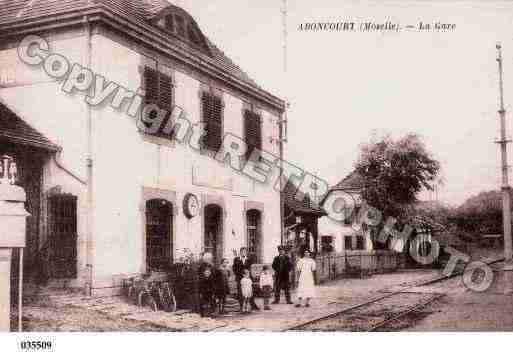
left=215, top=258, right=231, bottom=314
left=199, top=267, right=215, bottom=317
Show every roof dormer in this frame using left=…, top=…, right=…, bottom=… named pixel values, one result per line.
left=150, top=5, right=211, bottom=56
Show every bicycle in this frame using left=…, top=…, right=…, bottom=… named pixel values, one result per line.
left=124, top=277, right=158, bottom=312
left=154, top=281, right=177, bottom=312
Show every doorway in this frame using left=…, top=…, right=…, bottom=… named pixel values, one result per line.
left=47, top=193, right=78, bottom=279
left=204, top=204, right=223, bottom=265
left=146, top=199, right=173, bottom=271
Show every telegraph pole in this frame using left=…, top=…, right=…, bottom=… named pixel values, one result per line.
left=496, top=43, right=513, bottom=268
left=279, top=0, right=289, bottom=245
left=281, top=0, right=289, bottom=143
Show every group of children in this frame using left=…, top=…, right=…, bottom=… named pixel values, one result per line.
left=241, top=265, right=274, bottom=313
left=198, top=258, right=231, bottom=316
left=198, top=259, right=275, bottom=316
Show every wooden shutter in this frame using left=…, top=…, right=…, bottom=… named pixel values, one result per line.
left=144, top=67, right=159, bottom=106
left=244, top=110, right=262, bottom=159
left=202, top=92, right=223, bottom=152
left=159, top=73, right=173, bottom=110
left=143, top=66, right=173, bottom=138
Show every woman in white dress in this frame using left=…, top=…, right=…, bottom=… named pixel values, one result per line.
left=295, top=250, right=317, bottom=308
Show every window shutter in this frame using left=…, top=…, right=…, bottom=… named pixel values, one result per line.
left=202, top=92, right=223, bottom=152
left=144, top=67, right=159, bottom=107
left=142, top=66, right=173, bottom=138
left=159, top=72, right=173, bottom=110
left=244, top=110, right=262, bottom=159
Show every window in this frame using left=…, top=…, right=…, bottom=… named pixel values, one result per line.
left=201, top=92, right=223, bottom=152
left=356, top=235, right=365, bottom=250
left=342, top=204, right=359, bottom=226
left=144, top=66, right=173, bottom=110
left=321, top=236, right=334, bottom=253
left=156, top=11, right=211, bottom=56
left=246, top=209, right=262, bottom=261
left=164, top=14, right=174, bottom=32
left=175, top=15, right=186, bottom=37
left=142, top=66, right=173, bottom=137
left=244, top=109, right=262, bottom=160
left=343, top=207, right=353, bottom=225
left=344, top=236, right=353, bottom=251
left=188, top=24, right=201, bottom=47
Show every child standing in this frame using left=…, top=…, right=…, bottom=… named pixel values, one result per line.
left=240, top=269, right=253, bottom=313
left=259, top=265, right=274, bottom=310
left=199, top=267, right=215, bottom=317
left=215, top=258, right=231, bottom=314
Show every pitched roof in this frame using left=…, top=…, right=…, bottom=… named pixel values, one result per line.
left=332, top=170, right=363, bottom=192
left=283, top=180, right=326, bottom=217
left=0, top=0, right=93, bottom=23
left=0, top=101, right=60, bottom=151
left=142, top=0, right=179, bottom=18
left=0, top=0, right=268, bottom=100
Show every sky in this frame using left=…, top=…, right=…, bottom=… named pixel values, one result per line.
left=175, top=0, right=513, bottom=206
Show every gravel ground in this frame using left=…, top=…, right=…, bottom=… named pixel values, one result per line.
left=21, top=303, right=171, bottom=332
left=406, top=268, right=513, bottom=331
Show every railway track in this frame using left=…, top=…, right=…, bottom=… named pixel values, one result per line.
left=287, top=256, right=504, bottom=331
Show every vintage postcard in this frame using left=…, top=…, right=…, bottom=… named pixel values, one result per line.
left=1, top=0, right=513, bottom=357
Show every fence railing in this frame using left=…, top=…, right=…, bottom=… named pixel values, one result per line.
left=315, top=250, right=404, bottom=284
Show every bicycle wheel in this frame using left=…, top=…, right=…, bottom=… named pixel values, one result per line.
left=138, top=291, right=158, bottom=311
left=147, top=295, right=158, bottom=312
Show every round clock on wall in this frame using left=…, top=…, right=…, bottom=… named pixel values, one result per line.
left=183, top=193, right=199, bottom=219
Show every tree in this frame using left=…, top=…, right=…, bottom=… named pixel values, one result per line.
left=355, top=133, right=441, bottom=233
left=452, top=190, right=510, bottom=234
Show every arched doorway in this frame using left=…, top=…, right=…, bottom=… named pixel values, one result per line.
left=146, top=199, right=173, bottom=271
left=204, top=204, right=223, bottom=265
left=246, top=209, right=262, bottom=262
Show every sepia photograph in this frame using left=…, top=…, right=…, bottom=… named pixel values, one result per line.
left=1, top=0, right=513, bottom=356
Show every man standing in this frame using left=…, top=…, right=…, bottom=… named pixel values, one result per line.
left=232, top=247, right=260, bottom=311
left=272, top=246, right=293, bottom=304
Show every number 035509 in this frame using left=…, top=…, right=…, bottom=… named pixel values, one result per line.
left=20, top=340, right=53, bottom=350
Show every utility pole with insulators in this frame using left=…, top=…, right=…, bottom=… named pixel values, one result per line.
left=496, top=43, right=513, bottom=268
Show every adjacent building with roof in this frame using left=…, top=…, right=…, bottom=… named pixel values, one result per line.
left=0, top=0, right=285, bottom=295
left=318, top=171, right=373, bottom=253
left=282, top=180, right=326, bottom=253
